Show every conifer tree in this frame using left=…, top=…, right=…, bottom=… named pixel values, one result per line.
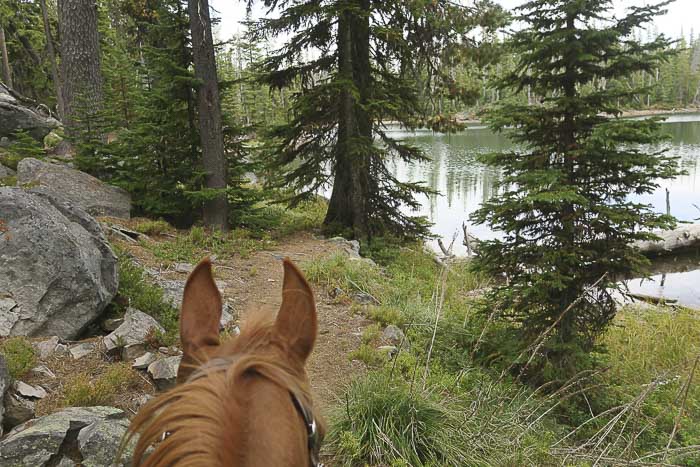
left=471, top=0, right=681, bottom=371
left=248, top=0, right=505, bottom=240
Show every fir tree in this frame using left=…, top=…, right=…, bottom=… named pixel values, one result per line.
left=248, top=0, right=505, bottom=240
left=471, top=0, right=681, bottom=372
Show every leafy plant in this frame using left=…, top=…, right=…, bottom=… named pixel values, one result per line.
left=0, top=337, right=37, bottom=379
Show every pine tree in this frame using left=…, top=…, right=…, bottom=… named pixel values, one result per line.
left=248, top=0, right=505, bottom=240
left=471, top=0, right=681, bottom=372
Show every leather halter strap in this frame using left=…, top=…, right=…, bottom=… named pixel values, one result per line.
left=291, top=392, right=323, bottom=467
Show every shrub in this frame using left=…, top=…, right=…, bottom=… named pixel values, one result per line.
left=62, top=363, right=139, bottom=407
left=133, top=219, right=172, bottom=236
left=0, top=131, right=45, bottom=170
left=0, top=337, right=37, bottom=379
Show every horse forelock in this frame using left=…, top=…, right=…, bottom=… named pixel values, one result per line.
left=123, top=309, right=316, bottom=466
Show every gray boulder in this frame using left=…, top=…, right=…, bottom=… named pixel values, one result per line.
left=382, top=325, right=407, bottom=347
left=0, top=84, right=61, bottom=141
left=17, top=158, right=131, bottom=219
left=2, top=392, right=34, bottom=430
left=103, top=308, right=165, bottom=352
left=0, top=187, right=118, bottom=339
left=0, top=406, right=133, bottom=466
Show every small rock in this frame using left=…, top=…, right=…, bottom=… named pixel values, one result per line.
left=348, top=256, right=377, bottom=267
left=377, top=345, right=398, bottom=358
left=122, top=343, right=147, bottom=361
left=174, top=263, right=193, bottom=273
left=267, top=278, right=276, bottom=282
left=103, top=308, right=165, bottom=352
left=328, top=287, right=345, bottom=299
left=54, top=343, right=69, bottom=355
left=0, top=163, right=15, bottom=178
left=132, top=352, right=156, bottom=370
left=148, top=356, right=182, bottom=391
left=2, top=392, right=35, bottom=429
left=34, top=336, right=60, bottom=359
left=69, top=342, right=95, bottom=360
left=14, top=381, right=47, bottom=399
left=29, top=365, right=56, bottom=379
left=135, top=394, right=153, bottom=408
left=100, top=318, right=124, bottom=332
left=382, top=325, right=406, bottom=346
left=219, top=303, right=237, bottom=330
left=158, top=346, right=170, bottom=355
left=352, top=292, right=379, bottom=305
left=330, top=237, right=361, bottom=257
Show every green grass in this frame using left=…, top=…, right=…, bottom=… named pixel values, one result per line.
left=0, top=337, right=37, bottom=379
left=329, top=371, right=557, bottom=466
left=62, top=363, right=139, bottom=407
left=115, top=248, right=179, bottom=344
left=239, top=197, right=327, bottom=238
left=132, top=219, right=173, bottom=236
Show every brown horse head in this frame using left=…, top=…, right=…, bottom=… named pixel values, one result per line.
left=125, top=257, right=325, bottom=466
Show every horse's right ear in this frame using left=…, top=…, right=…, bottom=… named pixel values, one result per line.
left=275, top=258, right=317, bottom=363
left=178, top=257, right=222, bottom=381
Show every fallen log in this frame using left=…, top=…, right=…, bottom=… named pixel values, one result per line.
left=633, top=224, right=700, bottom=256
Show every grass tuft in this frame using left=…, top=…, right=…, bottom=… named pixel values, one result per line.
left=62, top=363, right=139, bottom=407
left=0, top=337, right=37, bottom=379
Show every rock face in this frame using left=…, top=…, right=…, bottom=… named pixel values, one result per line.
left=0, top=406, right=133, bottom=466
left=0, top=84, right=61, bottom=141
left=103, top=308, right=165, bottom=352
left=17, top=158, right=131, bottom=219
left=0, top=187, right=118, bottom=339
left=3, top=392, right=34, bottom=430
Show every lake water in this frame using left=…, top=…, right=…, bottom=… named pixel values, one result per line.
left=387, top=114, right=700, bottom=309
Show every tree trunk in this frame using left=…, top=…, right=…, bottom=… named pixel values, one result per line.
left=324, top=0, right=372, bottom=239
left=57, top=0, right=104, bottom=133
left=0, top=24, right=12, bottom=88
left=188, top=0, right=228, bottom=230
left=39, top=0, right=65, bottom=119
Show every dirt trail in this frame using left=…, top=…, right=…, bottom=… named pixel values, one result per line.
left=129, top=231, right=370, bottom=412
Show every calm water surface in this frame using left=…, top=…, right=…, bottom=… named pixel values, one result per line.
left=387, top=114, right=700, bottom=308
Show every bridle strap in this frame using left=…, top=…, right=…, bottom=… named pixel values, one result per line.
left=291, top=392, right=323, bottom=467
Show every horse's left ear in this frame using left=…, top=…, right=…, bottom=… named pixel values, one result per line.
left=178, top=257, right=222, bottom=377
left=275, top=258, right=317, bottom=363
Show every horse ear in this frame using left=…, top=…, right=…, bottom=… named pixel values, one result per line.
left=275, top=258, right=317, bottom=363
left=179, top=257, right=222, bottom=364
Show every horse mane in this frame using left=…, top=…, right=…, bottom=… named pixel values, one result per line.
left=123, top=309, right=314, bottom=466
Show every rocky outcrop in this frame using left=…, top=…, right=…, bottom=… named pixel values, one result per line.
left=0, top=164, right=14, bottom=178
left=0, top=406, right=133, bottom=466
left=0, top=187, right=118, bottom=339
left=148, top=356, right=182, bottom=391
left=17, top=158, right=131, bottom=219
left=0, top=84, right=61, bottom=141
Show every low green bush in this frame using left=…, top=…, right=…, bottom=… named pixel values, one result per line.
left=0, top=337, right=37, bottom=379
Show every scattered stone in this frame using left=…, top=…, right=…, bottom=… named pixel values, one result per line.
left=2, top=393, right=34, bottom=429
left=0, top=356, right=9, bottom=434
left=13, top=381, right=47, bottom=399
left=17, top=158, right=131, bottom=219
left=328, top=287, right=345, bottom=299
left=0, top=164, right=14, bottom=178
left=0, top=83, right=61, bottom=141
left=34, top=337, right=60, bottom=359
left=377, top=345, right=398, bottom=358
left=122, top=344, right=147, bottom=361
left=330, top=237, right=361, bottom=257
left=158, top=347, right=170, bottom=355
left=175, top=263, right=193, bottom=273
left=0, top=406, right=133, bottom=466
left=69, top=342, right=95, bottom=360
left=55, top=343, right=69, bottom=355
left=348, top=256, right=378, bottom=267
left=382, top=325, right=407, bottom=347
left=29, top=365, right=55, bottom=379
left=220, top=303, right=237, bottom=330
left=100, top=317, right=124, bottom=332
left=0, top=188, right=118, bottom=339
left=103, top=308, right=165, bottom=352
left=352, top=292, right=380, bottom=305
left=132, top=352, right=156, bottom=370
left=148, top=356, right=182, bottom=391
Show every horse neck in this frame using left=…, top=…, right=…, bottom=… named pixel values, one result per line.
left=235, top=373, right=309, bottom=467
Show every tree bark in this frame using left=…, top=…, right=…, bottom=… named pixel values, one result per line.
left=0, top=24, right=12, bottom=88
left=40, top=0, right=65, bottom=119
left=324, top=0, right=372, bottom=239
left=188, top=0, right=228, bottom=230
left=57, top=0, right=104, bottom=133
